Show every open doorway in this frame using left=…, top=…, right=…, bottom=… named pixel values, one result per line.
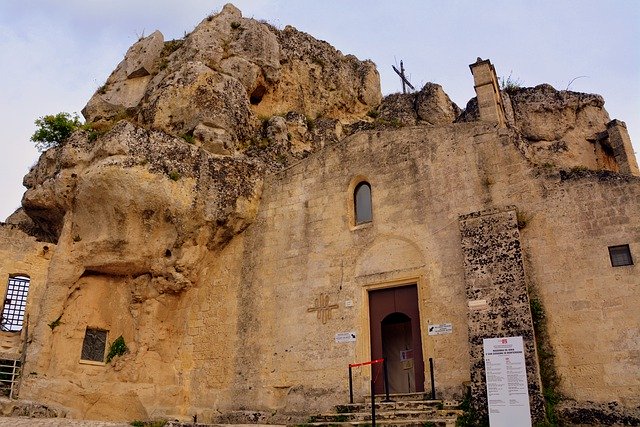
left=369, top=285, right=424, bottom=394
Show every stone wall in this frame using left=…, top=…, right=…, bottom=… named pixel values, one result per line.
left=230, top=120, right=639, bottom=421
left=459, top=207, right=544, bottom=422
left=0, top=225, right=53, bottom=358
left=520, top=169, right=640, bottom=408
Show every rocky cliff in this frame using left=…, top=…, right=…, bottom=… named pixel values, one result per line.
left=82, top=3, right=380, bottom=157
left=20, top=4, right=386, bottom=257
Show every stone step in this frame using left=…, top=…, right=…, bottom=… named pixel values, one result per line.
left=364, top=392, right=434, bottom=402
left=305, top=420, right=457, bottom=427
left=339, top=399, right=445, bottom=412
left=311, top=409, right=462, bottom=423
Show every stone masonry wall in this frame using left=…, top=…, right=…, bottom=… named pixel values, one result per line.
left=0, top=225, right=53, bottom=358
left=459, top=207, right=545, bottom=423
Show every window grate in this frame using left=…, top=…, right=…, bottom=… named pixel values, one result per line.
left=81, top=328, right=107, bottom=362
left=608, top=245, right=633, bottom=267
left=0, top=276, right=30, bottom=332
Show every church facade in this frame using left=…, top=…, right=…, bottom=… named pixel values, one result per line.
left=0, top=10, right=637, bottom=424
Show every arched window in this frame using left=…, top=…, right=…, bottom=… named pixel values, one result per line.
left=354, top=182, right=372, bottom=224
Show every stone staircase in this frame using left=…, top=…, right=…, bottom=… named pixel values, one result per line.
left=305, top=392, right=462, bottom=427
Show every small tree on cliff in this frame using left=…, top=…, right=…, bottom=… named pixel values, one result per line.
left=30, top=112, right=82, bottom=151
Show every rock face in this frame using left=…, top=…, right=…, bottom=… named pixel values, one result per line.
left=377, top=83, right=461, bottom=126
left=23, top=122, right=263, bottom=254
left=506, top=84, right=611, bottom=168
left=458, top=83, right=616, bottom=170
left=82, top=3, right=381, bottom=156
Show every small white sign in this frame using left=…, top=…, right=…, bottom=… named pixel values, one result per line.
left=400, top=349, right=414, bottom=361
left=335, top=332, right=356, bottom=343
left=428, top=323, right=453, bottom=335
left=483, top=336, right=532, bottom=427
left=345, top=300, right=354, bottom=307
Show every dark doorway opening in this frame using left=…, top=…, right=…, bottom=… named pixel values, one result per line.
left=369, top=285, right=424, bottom=394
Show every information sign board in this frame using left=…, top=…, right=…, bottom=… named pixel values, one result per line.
left=483, top=336, right=532, bottom=427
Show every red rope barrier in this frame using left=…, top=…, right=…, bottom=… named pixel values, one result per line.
left=349, top=358, right=384, bottom=368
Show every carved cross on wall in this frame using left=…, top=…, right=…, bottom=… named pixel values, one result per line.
left=307, top=293, right=339, bottom=324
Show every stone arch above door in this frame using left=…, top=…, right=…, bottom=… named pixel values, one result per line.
left=355, top=235, right=425, bottom=277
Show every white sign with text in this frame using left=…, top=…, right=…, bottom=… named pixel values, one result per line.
left=483, top=336, right=532, bottom=427
left=334, top=332, right=356, bottom=343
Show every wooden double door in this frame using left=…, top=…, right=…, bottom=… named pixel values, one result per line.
left=369, top=285, right=425, bottom=394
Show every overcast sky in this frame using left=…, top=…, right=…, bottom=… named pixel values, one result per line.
left=0, top=0, right=638, bottom=221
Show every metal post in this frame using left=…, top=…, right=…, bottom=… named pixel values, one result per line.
left=382, top=358, right=391, bottom=402
left=371, top=379, right=376, bottom=427
left=349, top=365, right=354, bottom=404
left=429, top=357, right=436, bottom=400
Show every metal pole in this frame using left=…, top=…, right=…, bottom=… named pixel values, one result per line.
left=349, top=365, right=354, bottom=404
left=382, top=359, right=391, bottom=402
left=371, top=379, right=376, bottom=427
left=429, top=357, right=436, bottom=400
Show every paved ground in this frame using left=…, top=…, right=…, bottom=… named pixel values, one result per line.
left=0, top=418, right=131, bottom=426
left=0, top=419, right=284, bottom=427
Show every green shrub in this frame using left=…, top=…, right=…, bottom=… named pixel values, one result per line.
left=106, top=335, right=128, bottom=363
left=48, top=315, right=62, bottom=330
left=499, top=73, right=523, bottom=93
left=180, top=133, right=195, bottom=144
left=30, top=112, right=83, bottom=151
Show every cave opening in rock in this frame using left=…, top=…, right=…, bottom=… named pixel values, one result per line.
left=250, top=85, right=267, bottom=105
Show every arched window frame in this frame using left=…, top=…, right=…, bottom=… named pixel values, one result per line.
left=0, top=274, right=30, bottom=332
left=353, top=181, right=373, bottom=225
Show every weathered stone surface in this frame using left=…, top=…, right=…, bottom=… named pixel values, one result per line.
left=556, top=399, right=640, bottom=426
left=125, top=30, right=164, bottom=79
left=508, top=84, right=611, bottom=168
left=141, top=61, right=254, bottom=147
left=377, top=83, right=460, bottom=126
left=415, top=83, right=462, bottom=125
left=81, top=31, right=164, bottom=126
left=22, top=121, right=263, bottom=255
left=82, top=3, right=381, bottom=152
left=459, top=208, right=545, bottom=423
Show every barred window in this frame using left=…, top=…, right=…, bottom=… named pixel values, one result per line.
left=608, top=245, right=633, bottom=267
left=0, top=276, right=30, bottom=332
left=81, top=328, right=107, bottom=362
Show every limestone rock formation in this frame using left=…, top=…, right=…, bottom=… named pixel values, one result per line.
left=377, top=83, right=461, bottom=126
left=456, top=83, right=617, bottom=170
left=22, top=2, right=388, bottom=278
left=82, top=3, right=382, bottom=155
left=506, top=84, right=611, bottom=167
left=23, top=121, right=263, bottom=255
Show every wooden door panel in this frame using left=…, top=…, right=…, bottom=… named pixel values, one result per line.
left=369, top=285, right=424, bottom=394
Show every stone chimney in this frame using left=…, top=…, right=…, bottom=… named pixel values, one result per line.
left=469, top=58, right=506, bottom=127
left=607, top=120, right=639, bottom=176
